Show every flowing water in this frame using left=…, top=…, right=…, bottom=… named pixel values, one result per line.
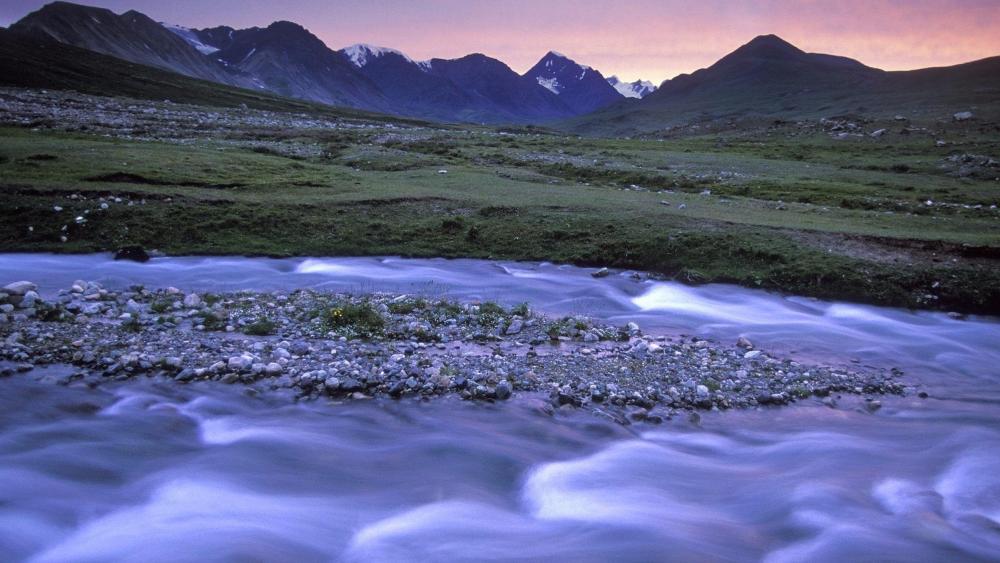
left=1, top=254, right=999, bottom=562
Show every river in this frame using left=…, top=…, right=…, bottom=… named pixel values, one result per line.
left=1, top=254, right=999, bottom=561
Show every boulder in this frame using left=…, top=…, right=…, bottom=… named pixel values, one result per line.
left=114, top=246, right=151, bottom=263
left=3, top=281, right=36, bottom=296
left=953, top=111, right=973, bottom=121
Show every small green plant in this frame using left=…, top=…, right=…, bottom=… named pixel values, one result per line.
left=510, top=302, right=530, bottom=317
left=196, top=310, right=229, bottom=331
left=122, top=316, right=143, bottom=333
left=36, top=302, right=71, bottom=323
left=546, top=319, right=568, bottom=340
left=477, top=301, right=506, bottom=327
left=325, top=300, right=385, bottom=338
left=388, top=298, right=428, bottom=315
left=244, top=319, right=277, bottom=336
left=150, top=299, right=173, bottom=314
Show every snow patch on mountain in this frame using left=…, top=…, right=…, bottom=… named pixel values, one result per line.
left=536, top=76, right=561, bottom=94
left=162, top=23, right=220, bottom=55
left=607, top=76, right=657, bottom=99
left=343, top=44, right=413, bottom=67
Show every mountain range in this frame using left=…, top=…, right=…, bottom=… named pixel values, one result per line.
left=7, top=1, right=633, bottom=123
left=4, top=1, right=998, bottom=132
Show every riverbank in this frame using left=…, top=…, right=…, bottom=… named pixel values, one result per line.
left=1, top=277, right=908, bottom=422
left=1, top=89, right=999, bottom=314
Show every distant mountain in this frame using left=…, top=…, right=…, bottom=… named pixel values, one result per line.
left=607, top=76, right=657, bottom=99
left=423, top=53, right=574, bottom=123
left=197, top=21, right=389, bottom=111
left=9, top=2, right=250, bottom=87
left=523, top=51, right=622, bottom=113
left=336, top=44, right=476, bottom=122
left=568, top=34, right=1000, bottom=135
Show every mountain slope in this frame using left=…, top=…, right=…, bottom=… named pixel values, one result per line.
left=523, top=51, right=622, bottom=114
left=204, top=21, right=389, bottom=111
left=9, top=1, right=249, bottom=87
left=337, top=44, right=475, bottom=122
left=568, top=34, right=1000, bottom=135
left=0, top=28, right=409, bottom=122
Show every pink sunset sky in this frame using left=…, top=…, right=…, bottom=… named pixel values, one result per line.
left=3, top=0, right=1000, bottom=83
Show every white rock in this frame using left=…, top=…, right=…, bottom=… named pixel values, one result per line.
left=3, top=281, right=36, bottom=296
left=183, top=293, right=201, bottom=308
left=744, top=350, right=763, bottom=359
left=953, top=111, right=973, bottom=121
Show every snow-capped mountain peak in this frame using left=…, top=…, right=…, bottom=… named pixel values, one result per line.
left=524, top=51, right=624, bottom=113
left=342, top=44, right=412, bottom=68
left=607, top=75, right=657, bottom=99
left=162, top=22, right=220, bottom=55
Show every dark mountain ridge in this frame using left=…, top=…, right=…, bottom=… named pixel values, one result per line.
left=567, top=34, right=1000, bottom=135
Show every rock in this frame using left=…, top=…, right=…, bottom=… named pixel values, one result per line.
left=696, top=385, right=710, bottom=398
left=953, top=111, right=973, bottom=121
left=163, top=357, right=183, bottom=370
left=183, top=293, right=201, bottom=308
left=505, top=320, right=523, bottom=335
left=227, top=355, right=251, bottom=372
left=869, top=128, right=887, bottom=138
left=591, top=267, right=610, bottom=278
left=744, top=350, right=762, bottom=360
left=289, top=341, right=310, bottom=356
left=495, top=380, right=512, bottom=400
left=264, top=363, right=283, bottom=376
left=630, top=341, right=649, bottom=359
left=2, top=281, right=36, bottom=296
left=736, top=336, right=753, bottom=350
left=80, top=303, right=103, bottom=315
left=114, top=246, right=151, bottom=263
left=71, top=280, right=87, bottom=293
left=340, top=377, right=363, bottom=393
left=19, top=291, right=39, bottom=309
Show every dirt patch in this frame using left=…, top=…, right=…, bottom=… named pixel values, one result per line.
left=85, top=172, right=245, bottom=189
left=790, top=230, right=1000, bottom=267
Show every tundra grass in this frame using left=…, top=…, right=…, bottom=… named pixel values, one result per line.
left=1, top=125, right=998, bottom=314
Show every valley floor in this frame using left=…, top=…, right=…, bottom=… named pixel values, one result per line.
left=1, top=88, right=998, bottom=314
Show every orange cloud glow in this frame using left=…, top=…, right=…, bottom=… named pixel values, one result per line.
left=4, top=0, right=999, bottom=83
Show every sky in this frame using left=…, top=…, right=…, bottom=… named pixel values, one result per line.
left=3, top=0, right=1000, bottom=83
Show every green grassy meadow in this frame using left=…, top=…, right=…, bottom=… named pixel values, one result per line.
left=1, top=115, right=998, bottom=313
